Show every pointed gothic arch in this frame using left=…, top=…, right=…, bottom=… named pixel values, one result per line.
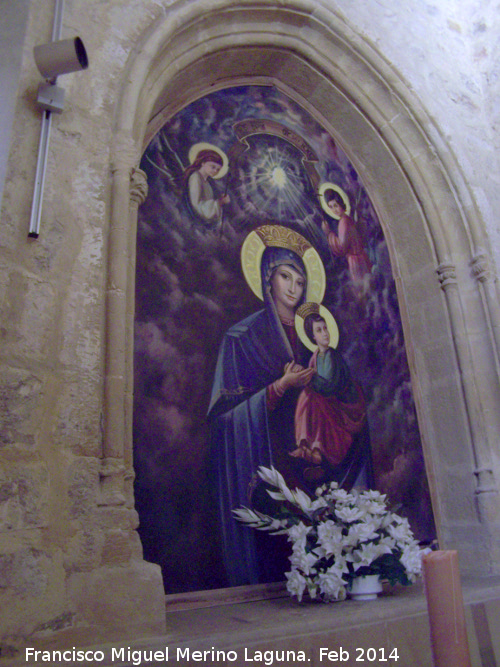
left=103, top=0, right=500, bottom=578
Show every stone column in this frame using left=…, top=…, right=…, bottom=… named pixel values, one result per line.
left=470, top=251, right=500, bottom=362
left=100, top=163, right=132, bottom=506
left=124, top=168, right=148, bottom=504
left=100, top=165, right=148, bottom=507
left=437, top=261, right=498, bottom=524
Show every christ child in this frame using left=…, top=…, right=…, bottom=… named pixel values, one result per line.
left=291, top=305, right=366, bottom=467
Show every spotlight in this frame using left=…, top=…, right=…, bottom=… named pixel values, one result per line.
left=34, top=37, right=88, bottom=80
left=33, top=37, right=88, bottom=113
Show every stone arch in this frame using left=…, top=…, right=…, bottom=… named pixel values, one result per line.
left=104, top=0, right=500, bottom=575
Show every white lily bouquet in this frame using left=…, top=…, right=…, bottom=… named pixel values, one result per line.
left=234, top=466, right=429, bottom=603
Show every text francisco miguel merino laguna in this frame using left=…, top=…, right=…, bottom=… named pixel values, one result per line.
left=24, top=646, right=369, bottom=665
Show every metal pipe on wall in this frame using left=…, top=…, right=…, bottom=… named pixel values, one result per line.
left=28, top=0, right=64, bottom=238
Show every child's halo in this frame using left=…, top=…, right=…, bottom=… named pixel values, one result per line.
left=295, top=302, right=339, bottom=352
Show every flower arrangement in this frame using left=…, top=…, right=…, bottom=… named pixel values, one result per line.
left=234, top=466, right=430, bottom=603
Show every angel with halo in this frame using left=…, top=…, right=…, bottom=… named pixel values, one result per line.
left=145, top=134, right=230, bottom=232
left=319, top=184, right=371, bottom=284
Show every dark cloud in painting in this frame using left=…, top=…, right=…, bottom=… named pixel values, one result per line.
left=134, top=85, right=436, bottom=594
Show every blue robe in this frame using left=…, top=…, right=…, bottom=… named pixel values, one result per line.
left=208, top=306, right=306, bottom=585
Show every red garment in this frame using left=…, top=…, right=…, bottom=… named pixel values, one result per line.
left=294, top=350, right=366, bottom=467
left=327, top=214, right=371, bottom=281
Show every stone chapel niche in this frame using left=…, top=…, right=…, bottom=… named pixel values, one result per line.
left=133, top=85, right=436, bottom=594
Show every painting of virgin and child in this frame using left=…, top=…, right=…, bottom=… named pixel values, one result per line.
left=134, top=85, right=435, bottom=593
left=208, top=225, right=373, bottom=585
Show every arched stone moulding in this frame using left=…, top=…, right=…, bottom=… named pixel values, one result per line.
left=105, top=0, right=500, bottom=576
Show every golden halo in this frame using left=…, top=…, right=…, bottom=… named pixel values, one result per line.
left=188, top=142, right=229, bottom=179
left=318, top=182, right=351, bottom=219
left=295, top=303, right=339, bottom=352
left=241, top=226, right=326, bottom=303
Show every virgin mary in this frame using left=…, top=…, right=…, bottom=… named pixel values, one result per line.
left=208, top=225, right=326, bottom=586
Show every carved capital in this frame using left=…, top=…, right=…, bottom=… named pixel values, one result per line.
left=436, top=262, right=457, bottom=291
left=130, top=168, right=148, bottom=206
left=470, top=252, right=492, bottom=284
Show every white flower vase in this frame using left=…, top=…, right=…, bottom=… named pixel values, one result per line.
left=348, top=574, right=382, bottom=601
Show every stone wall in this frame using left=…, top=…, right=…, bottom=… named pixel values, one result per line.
left=331, top=0, right=500, bottom=274
left=0, top=0, right=29, bottom=207
left=0, top=0, right=167, bottom=653
left=0, top=0, right=499, bottom=654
